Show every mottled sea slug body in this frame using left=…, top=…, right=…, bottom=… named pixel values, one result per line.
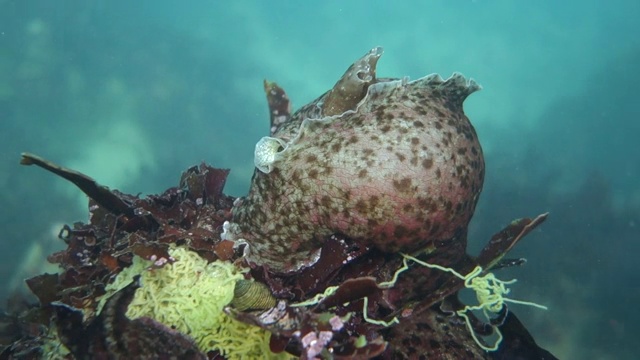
left=228, top=47, right=484, bottom=273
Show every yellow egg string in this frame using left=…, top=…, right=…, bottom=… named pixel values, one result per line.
left=398, top=254, right=547, bottom=351
left=289, top=252, right=546, bottom=351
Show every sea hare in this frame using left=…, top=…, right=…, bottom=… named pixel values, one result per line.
left=224, top=47, right=485, bottom=273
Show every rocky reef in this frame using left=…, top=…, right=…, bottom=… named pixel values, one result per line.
left=0, top=48, right=556, bottom=359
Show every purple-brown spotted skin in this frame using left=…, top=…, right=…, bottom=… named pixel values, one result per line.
left=226, top=47, right=484, bottom=273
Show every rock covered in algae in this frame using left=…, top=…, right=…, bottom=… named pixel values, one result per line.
left=226, top=47, right=485, bottom=273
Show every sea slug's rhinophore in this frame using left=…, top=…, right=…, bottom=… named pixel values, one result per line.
left=224, top=47, right=485, bottom=273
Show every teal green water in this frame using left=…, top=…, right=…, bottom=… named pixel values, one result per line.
left=1, top=1, right=638, bottom=358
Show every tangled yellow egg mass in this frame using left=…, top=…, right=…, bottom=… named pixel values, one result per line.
left=97, top=245, right=293, bottom=360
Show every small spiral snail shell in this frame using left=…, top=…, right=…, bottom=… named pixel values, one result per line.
left=230, top=279, right=276, bottom=311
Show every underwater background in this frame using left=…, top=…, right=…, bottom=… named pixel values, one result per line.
left=0, top=0, right=638, bottom=358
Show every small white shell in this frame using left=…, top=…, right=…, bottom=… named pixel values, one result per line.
left=254, top=136, right=286, bottom=173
